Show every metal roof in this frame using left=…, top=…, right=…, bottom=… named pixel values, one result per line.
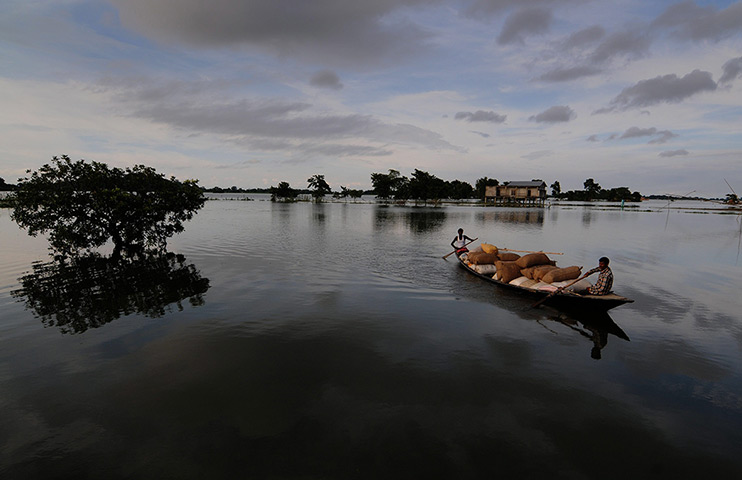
left=502, top=181, right=546, bottom=187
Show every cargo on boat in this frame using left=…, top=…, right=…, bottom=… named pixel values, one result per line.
left=456, top=244, right=633, bottom=313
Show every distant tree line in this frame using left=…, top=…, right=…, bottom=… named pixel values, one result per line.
left=263, top=171, right=647, bottom=204
left=0, top=177, right=16, bottom=191
left=550, top=178, right=642, bottom=202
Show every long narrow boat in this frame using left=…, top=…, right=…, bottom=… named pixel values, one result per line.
left=456, top=253, right=634, bottom=313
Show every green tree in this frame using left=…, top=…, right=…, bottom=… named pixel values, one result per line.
left=334, top=186, right=350, bottom=201
left=550, top=180, right=561, bottom=197
left=475, top=177, right=499, bottom=199
left=583, top=178, right=602, bottom=201
left=407, top=169, right=445, bottom=204
left=270, top=181, right=298, bottom=202
left=307, top=174, right=332, bottom=201
left=447, top=180, right=475, bottom=200
left=11, top=156, right=204, bottom=258
left=371, top=169, right=407, bottom=199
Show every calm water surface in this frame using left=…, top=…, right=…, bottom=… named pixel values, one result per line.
left=1, top=198, right=741, bottom=478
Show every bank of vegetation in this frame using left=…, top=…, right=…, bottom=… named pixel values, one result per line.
left=266, top=169, right=645, bottom=205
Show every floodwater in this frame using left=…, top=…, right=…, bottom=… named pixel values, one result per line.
left=1, top=196, right=741, bottom=478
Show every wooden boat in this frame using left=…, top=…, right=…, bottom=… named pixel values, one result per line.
left=456, top=252, right=634, bottom=313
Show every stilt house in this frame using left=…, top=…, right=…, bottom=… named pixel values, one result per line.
left=485, top=181, right=547, bottom=206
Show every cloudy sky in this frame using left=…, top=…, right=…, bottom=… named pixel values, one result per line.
left=2, top=0, right=741, bottom=196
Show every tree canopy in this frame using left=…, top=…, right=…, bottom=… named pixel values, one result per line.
left=11, top=155, right=205, bottom=258
left=270, top=181, right=299, bottom=202
left=307, top=174, right=332, bottom=201
left=551, top=178, right=642, bottom=202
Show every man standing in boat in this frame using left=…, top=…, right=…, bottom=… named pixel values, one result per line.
left=582, top=257, right=613, bottom=295
left=451, top=228, right=475, bottom=255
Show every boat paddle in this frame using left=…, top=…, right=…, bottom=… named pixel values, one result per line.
left=500, top=248, right=564, bottom=255
left=531, top=273, right=587, bottom=309
left=442, top=237, right=478, bottom=259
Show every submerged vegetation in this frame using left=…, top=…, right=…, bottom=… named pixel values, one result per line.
left=10, top=156, right=205, bottom=258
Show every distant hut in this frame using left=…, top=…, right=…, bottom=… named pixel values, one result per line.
left=485, top=181, right=547, bottom=206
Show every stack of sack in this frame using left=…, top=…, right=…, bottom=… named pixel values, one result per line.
left=493, top=252, right=588, bottom=292
left=463, top=245, right=589, bottom=292
left=462, top=243, right=508, bottom=275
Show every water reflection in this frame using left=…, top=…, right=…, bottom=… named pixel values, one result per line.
left=475, top=209, right=544, bottom=226
left=372, top=206, right=446, bottom=234
left=406, top=209, right=446, bottom=233
left=540, top=312, right=630, bottom=359
left=12, top=253, right=210, bottom=334
left=582, top=209, right=593, bottom=226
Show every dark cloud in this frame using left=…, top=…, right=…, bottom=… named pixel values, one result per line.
left=536, top=65, right=602, bottom=82
left=112, top=0, right=438, bottom=68
left=617, top=127, right=678, bottom=144
left=470, top=131, right=491, bottom=138
left=659, top=149, right=689, bottom=157
left=719, top=57, right=742, bottom=85
left=464, top=0, right=581, bottom=18
left=618, top=127, right=657, bottom=139
left=590, top=29, right=651, bottom=63
left=562, top=25, right=605, bottom=49
left=310, top=70, right=343, bottom=90
left=497, top=7, right=553, bottom=45
left=596, top=70, right=717, bottom=113
left=648, top=131, right=678, bottom=144
left=652, top=1, right=742, bottom=42
left=97, top=77, right=462, bottom=155
left=586, top=135, right=598, bottom=142
left=529, top=105, right=575, bottom=123
left=454, top=110, right=507, bottom=123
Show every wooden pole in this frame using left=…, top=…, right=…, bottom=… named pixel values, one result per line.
left=499, top=248, right=564, bottom=255
left=442, top=237, right=478, bottom=259
left=531, top=274, right=587, bottom=308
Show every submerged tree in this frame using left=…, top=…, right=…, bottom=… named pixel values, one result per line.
left=371, top=169, right=408, bottom=199
left=307, top=174, right=332, bottom=201
left=10, top=155, right=205, bottom=258
left=270, top=181, right=298, bottom=202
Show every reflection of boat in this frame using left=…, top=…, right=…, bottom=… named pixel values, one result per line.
left=456, top=253, right=633, bottom=313
left=543, top=311, right=630, bottom=359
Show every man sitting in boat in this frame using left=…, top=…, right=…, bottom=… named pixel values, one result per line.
left=581, top=257, right=614, bottom=295
left=451, top=228, right=475, bottom=255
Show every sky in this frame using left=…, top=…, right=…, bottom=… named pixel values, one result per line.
left=1, top=0, right=741, bottom=197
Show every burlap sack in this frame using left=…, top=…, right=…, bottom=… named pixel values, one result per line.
left=541, top=266, right=582, bottom=284
left=467, top=251, right=499, bottom=265
left=498, top=252, right=520, bottom=261
left=495, top=261, right=522, bottom=283
left=481, top=243, right=498, bottom=255
left=515, top=252, right=551, bottom=268
left=520, top=266, right=537, bottom=279
left=533, top=265, right=559, bottom=281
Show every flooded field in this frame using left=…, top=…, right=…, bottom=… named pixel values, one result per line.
left=1, top=198, right=741, bottom=478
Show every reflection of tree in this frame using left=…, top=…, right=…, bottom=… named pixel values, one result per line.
left=12, top=253, right=209, bottom=334
left=406, top=209, right=446, bottom=233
